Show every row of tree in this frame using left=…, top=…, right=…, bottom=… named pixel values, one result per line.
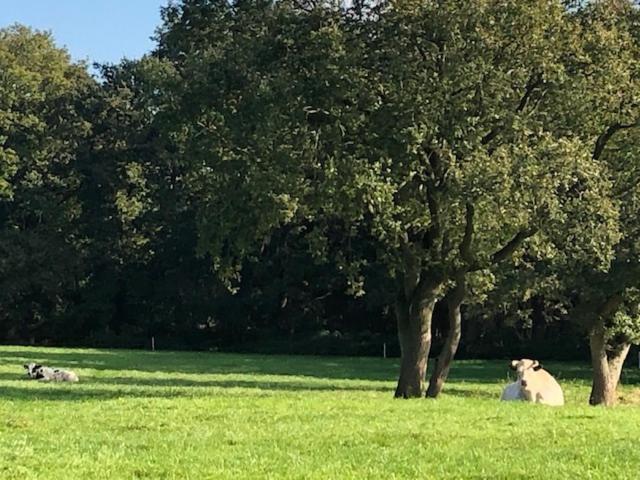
left=1, top=0, right=639, bottom=406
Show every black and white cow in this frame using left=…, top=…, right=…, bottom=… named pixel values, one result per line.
left=24, top=363, right=79, bottom=382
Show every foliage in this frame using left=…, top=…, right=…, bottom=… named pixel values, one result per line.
left=155, top=1, right=619, bottom=310
left=0, top=26, right=94, bottom=341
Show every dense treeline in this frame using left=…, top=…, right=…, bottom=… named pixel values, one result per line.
left=1, top=0, right=640, bottom=405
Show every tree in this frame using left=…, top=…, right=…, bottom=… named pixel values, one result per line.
left=156, top=0, right=618, bottom=397
left=0, top=26, right=95, bottom=342
left=474, top=0, right=640, bottom=407
left=71, top=55, right=230, bottom=346
left=543, top=0, right=640, bottom=406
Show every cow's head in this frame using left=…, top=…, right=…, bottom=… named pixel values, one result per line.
left=509, top=359, right=543, bottom=387
left=24, top=363, right=42, bottom=378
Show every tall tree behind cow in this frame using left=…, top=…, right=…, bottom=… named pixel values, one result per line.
left=155, top=0, right=618, bottom=397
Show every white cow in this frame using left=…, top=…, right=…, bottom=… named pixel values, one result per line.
left=509, top=358, right=564, bottom=406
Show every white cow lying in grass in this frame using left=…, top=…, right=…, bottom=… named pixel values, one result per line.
left=501, top=359, right=564, bottom=406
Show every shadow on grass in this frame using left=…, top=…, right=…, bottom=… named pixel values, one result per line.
left=82, top=375, right=391, bottom=392
left=0, top=376, right=392, bottom=402
left=0, top=385, right=191, bottom=401
left=1, top=381, right=499, bottom=402
left=0, top=372, right=29, bottom=382
left=0, top=348, right=402, bottom=382
left=442, top=387, right=500, bottom=400
left=0, top=348, right=518, bottom=384
left=3, top=346, right=632, bottom=388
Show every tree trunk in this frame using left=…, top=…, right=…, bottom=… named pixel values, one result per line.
left=531, top=295, right=547, bottom=342
left=589, top=318, right=630, bottom=406
left=426, top=278, right=465, bottom=398
left=394, top=283, right=440, bottom=398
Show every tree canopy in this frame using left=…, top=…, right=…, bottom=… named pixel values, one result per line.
left=155, top=0, right=627, bottom=397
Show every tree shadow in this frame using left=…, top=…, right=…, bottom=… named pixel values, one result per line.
left=0, top=347, right=402, bottom=382
left=0, top=372, right=28, bottom=381
left=441, top=386, right=500, bottom=400
left=82, top=375, right=391, bottom=392
left=0, top=385, right=189, bottom=402
left=0, top=376, right=391, bottom=402
left=4, top=347, right=630, bottom=391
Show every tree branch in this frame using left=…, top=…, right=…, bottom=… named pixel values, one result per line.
left=490, top=228, right=537, bottom=264
left=480, top=125, right=503, bottom=146
left=593, top=121, right=639, bottom=160
left=291, top=0, right=317, bottom=12
left=422, top=181, right=440, bottom=250
left=598, top=293, right=624, bottom=319
left=515, top=73, right=544, bottom=113
left=447, top=271, right=466, bottom=306
left=459, top=202, right=475, bottom=266
left=400, top=238, right=421, bottom=299
left=424, top=146, right=444, bottom=179
left=480, top=72, right=543, bottom=146
left=412, top=273, right=443, bottom=308
left=420, top=146, right=445, bottom=250
left=413, top=42, right=428, bottom=64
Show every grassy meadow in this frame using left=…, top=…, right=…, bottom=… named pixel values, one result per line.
left=1, top=346, right=640, bottom=479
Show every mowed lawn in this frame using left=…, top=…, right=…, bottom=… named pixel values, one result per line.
left=1, top=347, right=640, bottom=479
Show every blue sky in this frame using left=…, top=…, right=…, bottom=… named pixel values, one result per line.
left=0, top=0, right=169, bottom=67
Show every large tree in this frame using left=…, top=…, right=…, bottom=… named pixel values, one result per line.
left=544, top=0, right=640, bottom=406
left=0, top=26, right=95, bottom=341
left=156, top=0, right=618, bottom=397
left=442, top=0, right=640, bottom=406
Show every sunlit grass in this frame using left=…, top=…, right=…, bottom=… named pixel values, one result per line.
left=1, top=346, right=639, bottom=479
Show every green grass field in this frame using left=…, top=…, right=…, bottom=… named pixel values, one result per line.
left=1, top=346, right=640, bottom=479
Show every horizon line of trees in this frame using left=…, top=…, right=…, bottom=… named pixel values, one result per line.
left=2, top=0, right=640, bottom=406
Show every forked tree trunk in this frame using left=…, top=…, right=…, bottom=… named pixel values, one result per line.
left=589, top=319, right=630, bottom=406
left=426, top=279, right=465, bottom=398
left=394, top=283, right=440, bottom=398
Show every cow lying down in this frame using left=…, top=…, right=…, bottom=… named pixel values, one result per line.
left=24, top=363, right=79, bottom=382
left=501, top=359, right=564, bottom=406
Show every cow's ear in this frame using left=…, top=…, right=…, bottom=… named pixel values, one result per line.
left=533, top=362, right=543, bottom=371
left=509, top=360, right=518, bottom=370
left=23, top=364, right=28, bottom=369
